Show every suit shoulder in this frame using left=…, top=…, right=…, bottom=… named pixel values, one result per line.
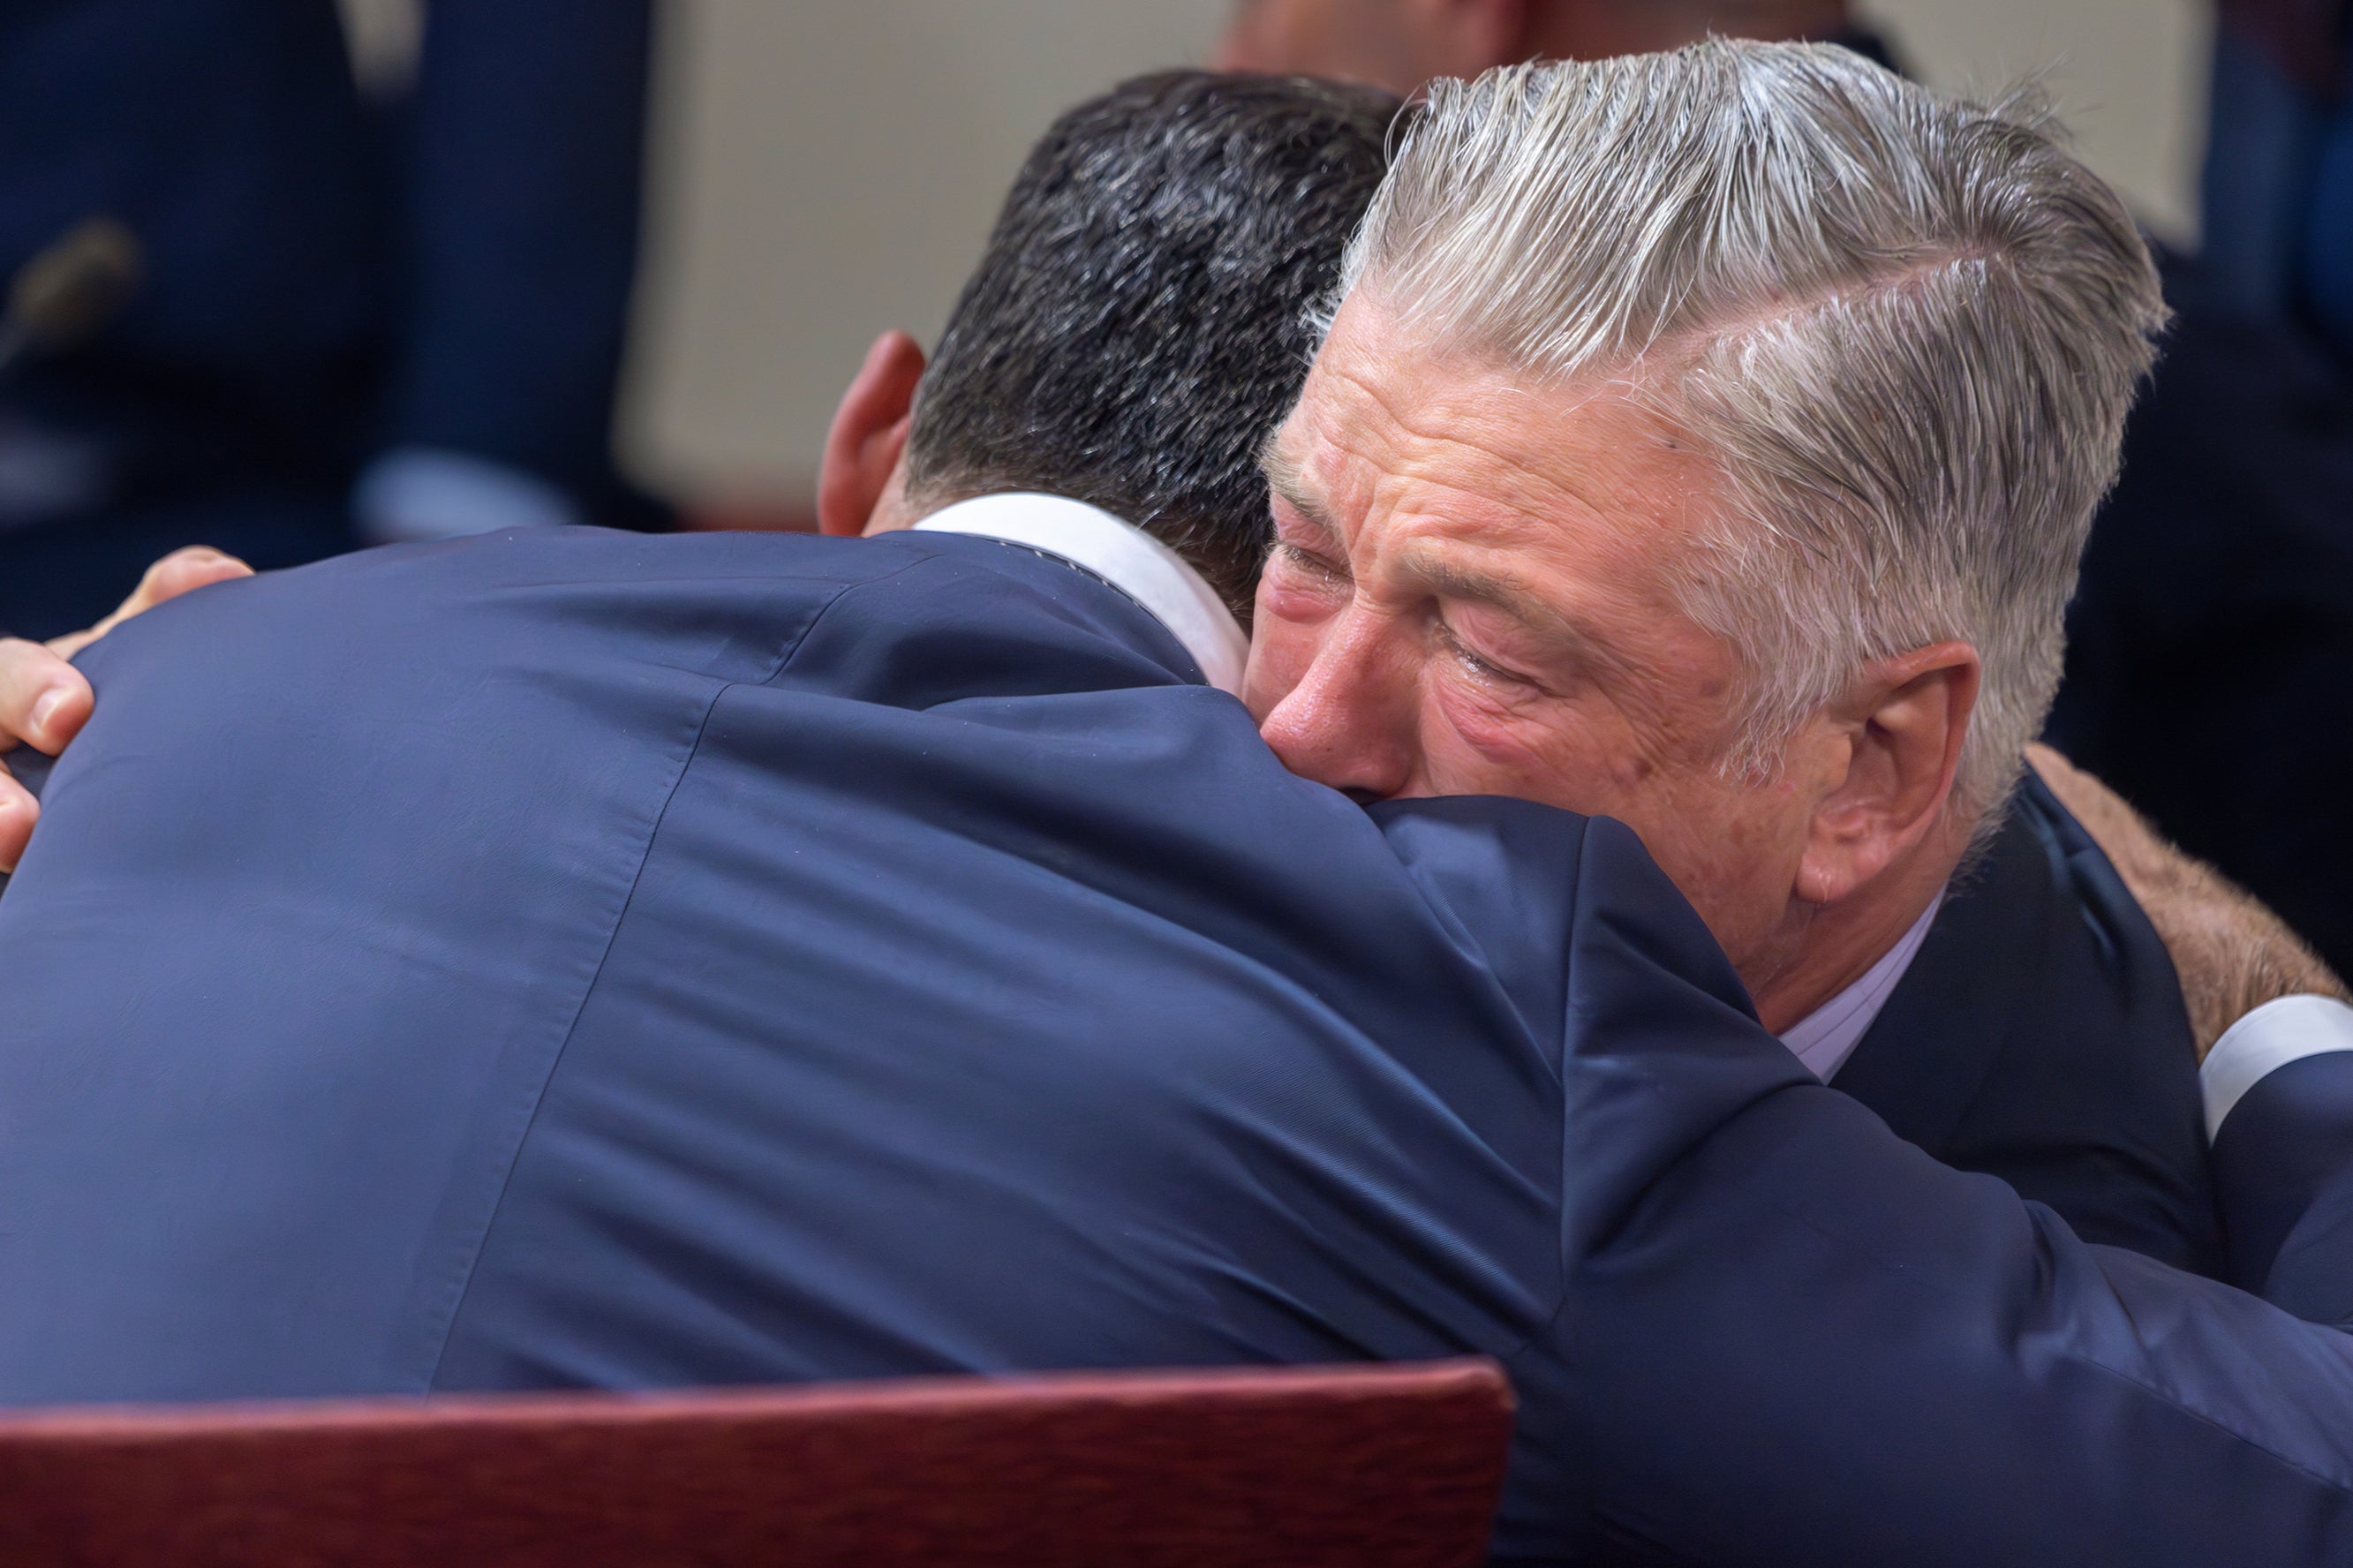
left=778, top=532, right=1210, bottom=702
left=1572, top=813, right=1756, bottom=1021
left=2008, top=772, right=2181, bottom=994
left=80, top=527, right=944, bottom=693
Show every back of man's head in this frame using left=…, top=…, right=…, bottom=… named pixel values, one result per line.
left=1335, top=41, right=2165, bottom=822
left=907, top=71, right=1401, bottom=620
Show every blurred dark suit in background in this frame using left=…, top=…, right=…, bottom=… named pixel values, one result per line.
left=2048, top=258, right=2353, bottom=980
left=0, top=0, right=656, bottom=642
left=2048, top=3, right=2353, bottom=977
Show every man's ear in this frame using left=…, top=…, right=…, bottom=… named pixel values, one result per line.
left=818, top=330, right=926, bottom=538
left=1794, top=642, right=1981, bottom=906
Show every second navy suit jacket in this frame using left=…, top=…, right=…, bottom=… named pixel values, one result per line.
left=5, top=527, right=2353, bottom=1564
left=1836, top=773, right=2225, bottom=1277
left=2216, top=1051, right=2353, bottom=1323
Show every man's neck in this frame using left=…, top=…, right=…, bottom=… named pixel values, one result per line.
left=908, top=492, right=1248, bottom=695
left=1746, top=810, right=1970, bottom=1036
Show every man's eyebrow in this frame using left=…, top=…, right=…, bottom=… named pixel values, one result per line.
left=1258, top=439, right=1344, bottom=549
left=1409, top=556, right=1606, bottom=667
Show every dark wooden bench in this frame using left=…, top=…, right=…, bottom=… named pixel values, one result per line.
left=0, top=1358, right=1514, bottom=1566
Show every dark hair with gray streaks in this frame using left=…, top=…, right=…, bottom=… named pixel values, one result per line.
left=907, top=71, right=1403, bottom=622
left=1335, top=41, right=2168, bottom=827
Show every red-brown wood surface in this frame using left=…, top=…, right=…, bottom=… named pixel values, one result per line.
left=0, top=1359, right=1514, bottom=1567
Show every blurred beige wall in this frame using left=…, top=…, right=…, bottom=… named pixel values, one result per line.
left=620, top=0, right=2212, bottom=509
left=620, top=0, right=1231, bottom=509
left=1857, top=0, right=2209, bottom=241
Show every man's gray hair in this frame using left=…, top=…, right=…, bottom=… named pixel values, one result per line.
left=1331, top=41, right=2167, bottom=821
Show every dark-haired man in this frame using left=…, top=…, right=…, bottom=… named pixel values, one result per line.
left=13, top=61, right=2353, bottom=1568
left=0, top=62, right=1505, bottom=1406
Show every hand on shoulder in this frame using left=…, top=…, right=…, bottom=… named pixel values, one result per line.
left=2027, top=743, right=2349, bottom=1058
left=0, top=547, right=252, bottom=871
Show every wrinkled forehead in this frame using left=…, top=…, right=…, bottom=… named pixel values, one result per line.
left=1267, top=295, right=1729, bottom=560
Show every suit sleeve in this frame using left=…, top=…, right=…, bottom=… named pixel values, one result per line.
left=0, top=750, right=52, bottom=901
left=2205, top=999, right=2353, bottom=1324
left=1553, top=817, right=2353, bottom=1566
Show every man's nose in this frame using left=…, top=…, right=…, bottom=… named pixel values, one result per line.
left=1256, top=610, right=1420, bottom=801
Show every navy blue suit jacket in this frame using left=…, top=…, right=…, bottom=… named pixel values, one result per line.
left=6, top=528, right=2353, bottom=1564
left=1836, top=774, right=2225, bottom=1277
left=2214, top=1051, right=2353, bottom=1326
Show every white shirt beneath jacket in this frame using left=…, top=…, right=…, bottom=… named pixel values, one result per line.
left=915, top=488, right=2353, bottom=1148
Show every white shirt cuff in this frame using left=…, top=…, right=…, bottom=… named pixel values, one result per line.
left=2201, top=995, right=2353, bottom=1141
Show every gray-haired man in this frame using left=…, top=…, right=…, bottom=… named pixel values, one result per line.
left=1229, top=44, right=2353, bottom=1561
left=1243, top=43, right=2351, bottom=1283
left=1223, top=0, right=2353, bottom=1275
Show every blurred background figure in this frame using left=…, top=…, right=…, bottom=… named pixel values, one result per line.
left=2049, top=0, right=2353, bottom=979
left=2201, top=0, right=2352, bottom=352
left=0, top=0, right=656, bottom=641
left=1214, top=0, right=1897, bottom=83
left=1214, top=0, right=2353, bottom=979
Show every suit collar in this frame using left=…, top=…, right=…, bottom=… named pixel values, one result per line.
left=1823, top=773, right=2224, bottom=1274
left=1781, top=891, right=1943, bottom=1082
left=913, top=493, right=1249, bottom=696
left=1829, top=796, right=2053, bottom=1151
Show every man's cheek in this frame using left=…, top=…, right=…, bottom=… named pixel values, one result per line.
left=1241, top=620, right=1317, bottom=724
left=1420, top=687, right=1589, bottom=807
left=1627, top=789, right=1791, bottom=946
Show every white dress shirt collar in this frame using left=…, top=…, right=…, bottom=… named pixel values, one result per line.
left=1779, top=890, right=1945, bottom=1082
left=912, top=492, right=1249, bottom=697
